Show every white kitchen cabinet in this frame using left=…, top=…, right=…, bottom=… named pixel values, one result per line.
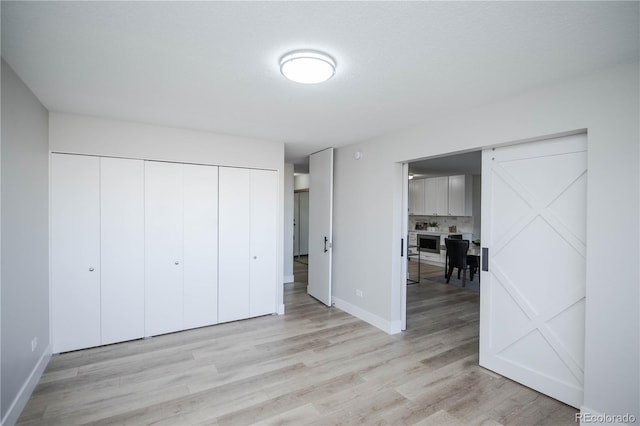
left=424, top=176, right=449, bottom=215
left=409, top=178, right=425, bottom=215
left=447, top=175, right=472, bottom=216
left=145, top=161, right=184, bottom=336
left=52, top=154, right=102, bottom=353
left=409, top=174, right=473, bottom=217
left=183, top=164, right=219, bottom=329
left=219, top=167, right=278, bottom=323
left=100, top=157, right=145, bottom=345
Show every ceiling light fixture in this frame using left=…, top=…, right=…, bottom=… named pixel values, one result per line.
left=280, top=50, right=336, bottom=84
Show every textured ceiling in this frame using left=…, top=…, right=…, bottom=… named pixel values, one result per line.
left=2, top=1, right=638, bottom=168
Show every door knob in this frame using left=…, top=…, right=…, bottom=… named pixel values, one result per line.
left=175, top=261, right=180, bottom=265
left=253, top=256, right=257, bottom=259
left=89, top=267, right=95, bottom=272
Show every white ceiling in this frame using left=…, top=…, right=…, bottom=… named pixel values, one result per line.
left=2, top=1, right=638, bottom=170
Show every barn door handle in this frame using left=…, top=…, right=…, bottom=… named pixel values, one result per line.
left=482, top=247, right=489, bottom=271
left=324, top=236, right=328, bottom=253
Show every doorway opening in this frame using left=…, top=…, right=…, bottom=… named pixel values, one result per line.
left=403, top=150, right=482, bottom=331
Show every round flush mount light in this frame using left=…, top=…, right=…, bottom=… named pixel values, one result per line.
left=280, top=50, right=336, bottom=84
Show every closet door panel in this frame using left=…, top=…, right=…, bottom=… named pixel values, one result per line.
left=145, top=161, right=184, bottom=336
left=183, top=164, right=219, bottom=329
left=250, top=169, right=278, bottom=317
left=218, top=167, right=251, bottom=323
left=51, top=154, right=101, bottom=353
left=100, top=157, right=145, bottom=345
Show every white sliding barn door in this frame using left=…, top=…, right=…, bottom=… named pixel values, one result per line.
left=51, top=154, right=101, bottom=353
left=308, top=148, right=334, bottom=306
left=480, top=133, right=587, bottom=408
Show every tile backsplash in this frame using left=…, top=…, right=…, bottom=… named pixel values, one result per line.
left=410, top=215, right=478, bottom=239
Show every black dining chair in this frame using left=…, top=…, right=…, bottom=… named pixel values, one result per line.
left=444, top=234, right=463, bottom=277
left=444, top=238, right=470, bottom=286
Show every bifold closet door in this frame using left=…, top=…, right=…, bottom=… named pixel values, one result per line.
left=250, top=169, right=278, bottom=317
left=100, top=157, right=145, bottom=345
left=51, top=154, right=101, bottom=353
left=145, top=161, right=184, bottom=336
left=183, top=164, right=219, bottom=329
left=218, top=167, right=251, bottom=323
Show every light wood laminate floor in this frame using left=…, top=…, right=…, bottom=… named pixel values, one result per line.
left=18, top=260, right=577, bottom=425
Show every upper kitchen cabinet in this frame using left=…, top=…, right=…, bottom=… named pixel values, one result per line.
left=409, top=174, right=473, bottom=216
left=424, top=176, right=449, bottom=216
left=448, top=175, right=473, bottom=216
left=408, top=178, right=425, bottom=215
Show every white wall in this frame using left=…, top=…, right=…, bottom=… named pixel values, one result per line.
left=284, top=163, right=294, bottom=283
left=49, top=112, right=287, bottom=314
left=332, top=62, right=639, bottom=417
left=294, top=173, right=309, bottom=190
left=1, top=60, right=51, bottom=425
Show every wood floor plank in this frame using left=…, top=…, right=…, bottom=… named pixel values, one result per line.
left=17, top=261, right=578, bottom=425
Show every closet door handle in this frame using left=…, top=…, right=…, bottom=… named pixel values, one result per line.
left=88, top=267, right=95, bottom=272
left=324, top=237, right=328, bottom=253
left=174, top=261, right=180, bottom=265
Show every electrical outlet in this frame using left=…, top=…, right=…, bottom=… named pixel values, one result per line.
left=31, top=337, right=38, bottom=352
left=356, top=289, right=364, bottom=298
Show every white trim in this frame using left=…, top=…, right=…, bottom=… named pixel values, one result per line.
left=277, top=303, right=285, bottom=315
left=283, top=275, right=294, bottom=283
left=333, top=296, right=402, bottom=335
left=2, top=344, right=52, bottom=426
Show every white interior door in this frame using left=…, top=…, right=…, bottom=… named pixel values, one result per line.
left=218, top=167, right=251, bottom=322
left=145, top=161, right=184, bottom=336
left=51, top=154, right=101, bottom=353
left=183, top=164, right=218, bottom=329
left=308, top=148, right=334, bottom=306
left=249, top=169, right=278, bottom=317
left=100, top=157, right=145, bottom=345
left=480, top=133, right=587, bottom=408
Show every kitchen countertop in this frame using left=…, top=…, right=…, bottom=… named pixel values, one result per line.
left=410, top=230, right=470, bottom=235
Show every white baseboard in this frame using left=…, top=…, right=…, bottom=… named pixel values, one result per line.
left=2, top=344, right=52, bottom=426
left=283, top=275, right=294, bottom=284
left=332, top=297, right=402, bottom=335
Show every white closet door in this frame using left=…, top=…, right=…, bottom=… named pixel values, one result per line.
left=100, top=157, right=145, bottom=345
left=218, top=167, right=251, bottom=323
left=249, top=169, right=278, bottom=317
left=183, top=164, right=219, bottom=329
left=51, top=154, right=101, bottom=353
left=145, top=161, right=184, bottom=336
